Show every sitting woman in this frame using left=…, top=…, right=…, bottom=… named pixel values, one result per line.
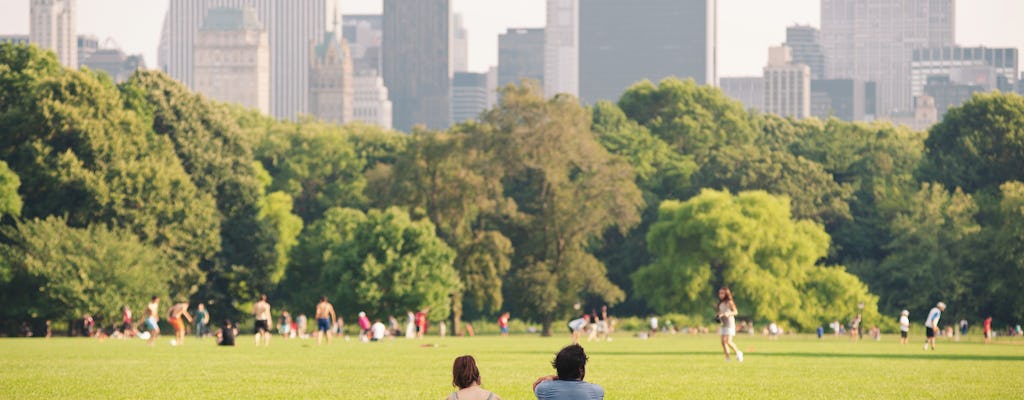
left=215, top=320, right=237, bottom=346
left=446, top=355, right=500, bottom=400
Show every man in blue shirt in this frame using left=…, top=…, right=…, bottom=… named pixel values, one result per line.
left=533, top=344, right=604, bottom=400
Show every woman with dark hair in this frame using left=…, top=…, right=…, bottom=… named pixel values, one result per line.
left=717, top=287, right=744, bottom=362
left=447, top=355, right=500, bottom=400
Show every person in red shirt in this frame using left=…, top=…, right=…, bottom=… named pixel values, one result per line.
left=498, top=312, right=510, bottom=337
left=415, top=308, right=429, bottom=338
left=984, top=316, right=993, bottom=344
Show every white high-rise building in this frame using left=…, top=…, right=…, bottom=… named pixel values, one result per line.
left=158, top=0, right=330, bottom=120
left=352, top=72, right=393, bottom=129
left=30, top=0, right=77, bottom=68
left=544, top=0, right=578, bottom=98
left=453, top=13, right=469, bottom=73
left=763, top=46, right=810, bottom=119
left=821, top=0, right=954, bottom=116
left=193, top=7, right=270, bottom=114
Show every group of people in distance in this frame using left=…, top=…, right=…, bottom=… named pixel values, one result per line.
left=447, top=344, right=604, bottom=400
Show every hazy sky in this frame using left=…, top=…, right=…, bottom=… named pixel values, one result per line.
left=2, top=0, right=1022, bottom=77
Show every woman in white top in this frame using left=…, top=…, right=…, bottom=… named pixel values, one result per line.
left=446, top=355, right=500, bottom=400
left=717, top=287, right=744, bottom=362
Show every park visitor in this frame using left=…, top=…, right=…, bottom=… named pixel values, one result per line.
left=717, top=287, right=744, bottom=362
left=216, top=320, right=237, bottom=346
left=899, top=310, right=910, bottom=344
left=195, top=303, right=209, bottom=338
left=167, top=301, right=193, bottom=346
left=567, top=315, right=589, bottom=344
left=315, top=296, right=337, bottom=345
left=532, top=344, right=604, bottom=400
left=924, top=301, right=945, bottom=350
left=254, top=294, right=272, bottom=346
left=144, top=296, right=160, bottom=345
left=447, top=355, right=501, bottom=400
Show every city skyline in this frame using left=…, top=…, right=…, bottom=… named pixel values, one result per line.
left=2, top=0, right=1022, bottom=78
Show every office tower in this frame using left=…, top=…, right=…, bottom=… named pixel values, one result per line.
left=544, top=0, right=578, bottom=98
left=498, top=28, right=545, bottom=88
left=343, top=14, right=383, bottom=74
left=77, top=34, right=98, bottom=64
left=911, top=47, right=1018, bottom=96
left=193, top=7, right=270, bottom=114
left=579, top=0, right=716, bottom=104
left=309, top=29, right=353, bottom=125
left=763, top=46, right=810, bottom=119
left=810, top=79, right=866, bottom=121
left=453, top=13, right=469, bottom=73
left=785, top=25, right=824, bottom=80
left=924, top=75, right=983, bottom=119
left=352, top=72, right=393, bottom=129
left=383, top=0, right=451, bottom=131
left=30, top=0, right=77, bottom=68
left=821, top=0, right=954, bottom=116
left=158, top=0, right=329, bottom=120
left=486, top=65, right=498, bottom=109
left=452, top=72, right=489, bottom=123
left=81, top=47, right=147, bottom=83
left=719, top=77, right=763, bottom=111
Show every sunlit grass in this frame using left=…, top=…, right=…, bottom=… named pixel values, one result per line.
left=0, top=332, right=1021, bottom=399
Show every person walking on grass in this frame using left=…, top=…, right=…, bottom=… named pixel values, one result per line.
left=167, top=301, right=193, bottom=346
left=144, top=296, right=160, bottom=346
left=532, top=344, right=604, bottom=400
left=717, top=287, right=744, bottom=362
left=254, top=294, right=272, bottom=346
left=315, top=296, right=337, bottom=345
left=924, top=301, right=946, bottom=350
left=899, top=310, right=910, bottom=344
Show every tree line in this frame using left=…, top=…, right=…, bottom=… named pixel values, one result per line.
left=1, top=44, right=1022, bottom=336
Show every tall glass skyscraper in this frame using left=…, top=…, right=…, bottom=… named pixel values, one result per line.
left=382, top=0, right=451, bottom=132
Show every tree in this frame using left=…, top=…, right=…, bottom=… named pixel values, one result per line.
left=0, top=216, right=174, bottom=329
left=283, top=207, right=460, bottom=321
left=632, top=190, right=880, bottom=330
left=482, top=84, right=644, bottom=335
left=920, top=93, right=1024, bottom=194
left=0, top=161, right=22, bottom=219
left=973, top=182, right=1024, bottom=322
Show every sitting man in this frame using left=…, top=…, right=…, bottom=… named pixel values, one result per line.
left=216, top=320, right=237, bottom=346
left=532, top=344, right=604, bottom=400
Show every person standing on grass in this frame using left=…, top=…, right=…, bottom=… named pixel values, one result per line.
left=532, top=344, right=604, bottom=400
left=195, top=303, right=209, bottom=338
left=850, top=314, right=862, bottom=342
left=358, top=311, right=372, bottom=342
left=253, top=294, right=272, bottom=346
left=924, top=301, right=945, bottom=350
left=568, top=314, right=589, bottom=344
left=498, top=312, right=510, bottom=337
left=717, top=287, right=744, bottom=362
left=983, top=316, right=992, bottom=344
left=899, top=310, right=910, bottom=344
left=447, top=355, right=502, bottom=400
left=144, top=296, right=161, bottom=346
left=167, top=301, right=193, bottom=345
left=315, top=296, right=337, bottom=345
left=416, top=308, right=430, bottom=338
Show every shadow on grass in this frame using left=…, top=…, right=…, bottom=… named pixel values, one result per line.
left=505, top=350, right=1024, bottom=362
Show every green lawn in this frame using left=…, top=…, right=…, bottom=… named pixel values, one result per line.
left=1, top=332, right=1022, bottom=399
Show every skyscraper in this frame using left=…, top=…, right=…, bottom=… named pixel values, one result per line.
left=352, top=72, right=393, bottom=129
left=452, top=72, right=488, bottom=123
left=382, top=0, right=451, bottom=132
left=158, top=0, right=330, bottom=120
left=785, top=25, right=824, bottom=80
left=193, top=7, right=270, bottom=114
left=579, top=0, right=716, bottom=104
left=309, top=29, right=354, bottom=125
left=821, top=0, right=954, bottom=116
left=453, top=13, right=469, bottom=73
left=719, top=77, right=763, bottom=111
left=763, top=46, right=811, bottom=119
left=544, top=0, right=578, bottom=98
left=911, top=46, right=1018, bottom=97
left=342, top=14, right=383, bottom=75
left=30, top=0, right=77, bottom=68
left=498, top=28, right=545, bottom=88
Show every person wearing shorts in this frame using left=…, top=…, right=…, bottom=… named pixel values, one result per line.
left=253, top=294, right=272, bottom=346
left=314, top=296, right=337, bottom=345
left=899, top=310, right=910, bottom=344
left=144, top=296, right=160, bottom=345
left=167, top=302, right=193, bottom=345
left=717, top=287, right=743, bottom=362
left=924, top=302, right=945, bottom=350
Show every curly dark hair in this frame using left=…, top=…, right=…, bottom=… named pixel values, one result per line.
left=553, top=344, right=588, bottom=380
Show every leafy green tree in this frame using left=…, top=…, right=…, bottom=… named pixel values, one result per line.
left=0, top=44, right=219, bottom=297
left=633, top=190, right=879, bottom=330
left=482, top=84, right=644, bottom=335
left=284, top=207, right=459, bottom=321
left=920, top=93, right=1024, bottom=194
left=0, top=161, right=22, bottom=219
left=0, top=216, right=174, bottom=328
left=987, top=182, right=1024, bottom=321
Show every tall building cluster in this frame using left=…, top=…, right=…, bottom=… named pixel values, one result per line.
left=30, top=0, right=77, bottom=68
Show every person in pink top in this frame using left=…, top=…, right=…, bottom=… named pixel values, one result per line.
left=358, top=311, right=371, bottom=342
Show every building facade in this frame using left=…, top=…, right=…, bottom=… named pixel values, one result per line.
left=0, top=35, right=30, bottom=45
left=159, top=0, right=330, bottom=120
left=719, top=76, right=763, bottom=111
left=452, top=72, right=489, bottom=123
left=81, top=48, right=146, bottom=82
left=763, top=46, right=811, bottom=119
left=911, top=46, right=1018, bottom=97
left=382, top=0, right=451, bottom=132
left=342, top=14, right=383, bottom=75
left=785, top=25, right=824, bottom=80
left=77, top=34, right=98, bottom=64
left=352, top=72, right=393, bottom=129
left=544, top=0, right=578, bottom=98
left=193, top=7, right=270, bottom=114
left=309, top=31, right=353, bottom=125
left=579, top=0, right=717, bottom=104
left=810, top=79, right=866, bottom=121
left=498, top=28, right=545, bottom=88
left=821, top=0, right=954, bottom=116
left=30, top=0, right=77, bottom=68
left=453, top=13, right=469, bottom=73
left=924, top=75, right=983, bottom=119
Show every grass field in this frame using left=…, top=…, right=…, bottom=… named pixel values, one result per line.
left=1, top=332, right=1022, bottom=399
